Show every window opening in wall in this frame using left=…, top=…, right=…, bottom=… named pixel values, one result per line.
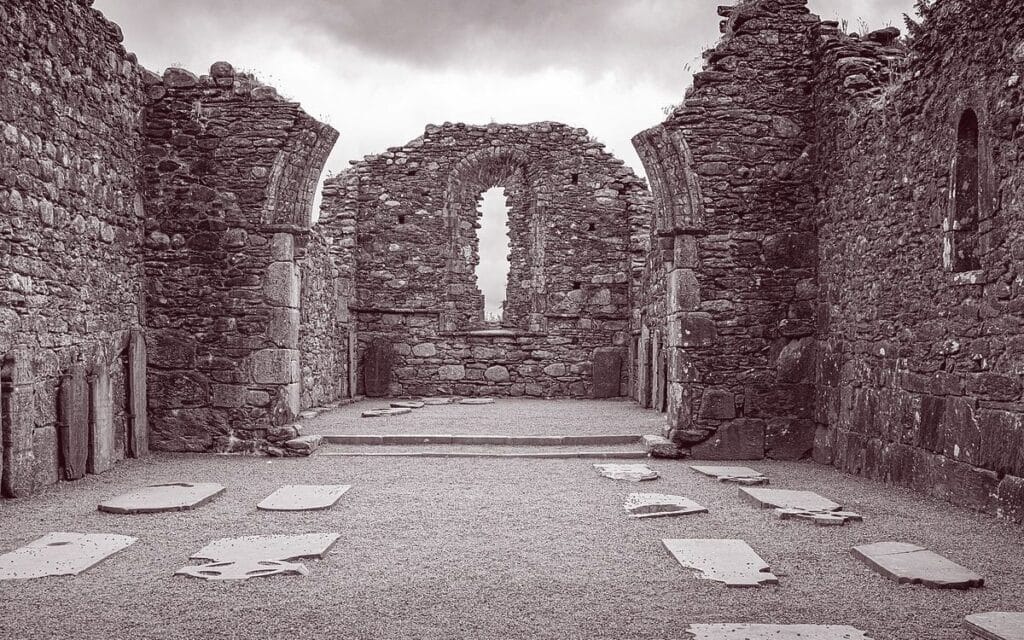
left=587, top=222, right=595, bottom=231
left=476, top=187, right=511, bottom=324
left=397, top=215, right=406, bottom=225
left=571, top=173, right=579, bottom=185
left=950, top=109, right=981, bottom=272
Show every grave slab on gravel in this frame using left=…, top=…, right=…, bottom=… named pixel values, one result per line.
left=625, top=493, right=707, bottom=518
left=191, top=533, right=341, bottom=562
left=662, top=539, right=779, bottom=588
left=459, top=397, right=495, bottom=405
left=740, top=487, right=842, bottom=512
left=776, top=508, right=863, bottom=526
left=594, top=463, right=658, bottom=481
left=422, top=397, right=456, bottom=405
left=852, top=541, right=984, bottom=589
left=257, top=485, right=352, bottom=511
left=690, top=465, right=768, bottom=485
left=966, top=612, right=1024, bottom=640
left=361, top=408, right=413, bottom=418
left=688, top=624, right=873, bottom=640
left=175, top=558, right=310, bottom=581
left=390, top=401, right=425, bottom=409
left=0, top=532, right=136, bottom=580
left=97, top=482, right=225, bottom=514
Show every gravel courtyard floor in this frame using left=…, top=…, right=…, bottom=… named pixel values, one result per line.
left=1, top=400, right=1022, bottom=640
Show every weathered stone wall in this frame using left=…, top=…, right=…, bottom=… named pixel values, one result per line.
left=298, top=228, right=351, bottom=408
left=142, top=63, right=337, bottom=452
left=812, top=2, right=1024, bottom=521
left=633, top=0, right=821, bottom=461
left=322, top=122, right=650, bottom=397
left=0, top=0, right=147, bottom=497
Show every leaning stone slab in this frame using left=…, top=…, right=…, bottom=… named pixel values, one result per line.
left=852, top=541, right=984, bottom=589
left=690, top=465, right=768, bottom=485
left=688, top=624, right=873, bottom=640
left=191, top=533, right=340, bottom=562
left=0, top=532, right=137, bottom=580
left=98, top=482, right=225, bottom=514
left=966, top=612, right=1024, bottom=640
left=625, top=493, right=706, bottom=518
left=459, top=397, right=495, bottom=405
left=740, top=487, right=842, bottom=512
left=595, top=463, right=658, bottom=481
left=663, top=539, right=779, bottom=588
left=361, top=408, right=412, bottom=418
left=58, top=364, right=89, bottom=482
left=257, top=485, right=351, bottom=511
left=390, top=400, right=425, bottom=409
left=175, top=559, right=310, bottom=581
left=88, top=354, right=116, bottom=475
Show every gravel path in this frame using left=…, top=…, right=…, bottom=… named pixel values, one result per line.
left=301, top=397, right=665, bottom=437
left=1, top=423, right=1023, bottom=639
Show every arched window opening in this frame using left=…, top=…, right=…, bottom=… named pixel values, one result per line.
left=475, top=187, right=511, bottom=324
left=950, top=109, right=981, bottom=272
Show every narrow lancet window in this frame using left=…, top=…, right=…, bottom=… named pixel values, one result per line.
left=950, top=109, right=981, bottom=272
left=476, top=187, right=511, bottom=324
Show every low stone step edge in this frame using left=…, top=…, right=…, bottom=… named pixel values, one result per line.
left=317, top=450, right=649, bottom=460
left=319, top=434, right=643, bottom=446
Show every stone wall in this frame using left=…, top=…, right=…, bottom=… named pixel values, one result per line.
left=298, top=228, right=351, bottom=408
left=321, top=122, right=650, bottom=398
left=0, top=0, right=147, bottom=497
left=812, top=2, right=1024, bottom=521
left=142, top=63, right=338, bottom=452
left=633, top=0, right=821, bottom=461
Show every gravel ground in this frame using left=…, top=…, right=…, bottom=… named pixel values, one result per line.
left=318, top=444, right=646, bottom=457
left=302, top=397, right=664, bottom=437
left=1, top=432, right=1023, bottom=639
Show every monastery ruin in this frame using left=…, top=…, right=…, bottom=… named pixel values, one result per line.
left=1, top=0, right=1022, bottom=525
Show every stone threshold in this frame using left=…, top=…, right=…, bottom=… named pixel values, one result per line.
left=317, top=450, right=648, bottom=460
left=319, top=434, right=642, bottom=446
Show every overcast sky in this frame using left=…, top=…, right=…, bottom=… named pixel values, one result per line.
left=94, top=0, right=916, bottom=318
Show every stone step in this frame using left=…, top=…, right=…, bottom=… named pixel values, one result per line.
left=317, top=444, right=647, bottom=460
left=319, top=433, right=642, bottom=446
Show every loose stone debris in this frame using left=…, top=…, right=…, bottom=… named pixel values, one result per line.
left=624, top=493, right=707, bottom=518
left=97, top=482, right=225, bottom=514
left=390, top=401, right=426, bottom=409
left=690, top=465, right=769, bottom=485
left=965, top=612, right=1024, bottom=640
left=594, top=463, right=659, bottom=481
left=663, top=539, right=779, bottom=588
left=459, top=398, right=496, bottom=405
left=361, top=408, right=413, bottom=418
left=0, top=532, right=137, bottom=580
left=257, top=485, right=352, bottom=511
left=687, top=624, right=874, bottom=640
left=851, top=541, right=984, bottom=589
left=775, top=508, right=863, bottom=526
left=175, top=559, right=310, bottom=581
left=178, top=533, right=341, bottom=582
left=298, top=410, right=319, bottom=419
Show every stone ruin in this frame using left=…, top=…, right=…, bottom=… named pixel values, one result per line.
left=1, top=0, right=1022, bottom=523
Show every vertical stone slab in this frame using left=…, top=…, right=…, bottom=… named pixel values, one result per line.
left=59, top=364, right=89, bottom=480
left=2, top=349, right=36, bottom=497
left=127, top=330, right=148, bottom=458
left=362, top=338, right=393, bottom=398
left=592, top=347, right=623, bottom=398
left=88, top=354, right=115, bottom=475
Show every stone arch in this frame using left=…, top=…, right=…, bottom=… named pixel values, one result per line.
left=441, top=145, right=546, bottom=330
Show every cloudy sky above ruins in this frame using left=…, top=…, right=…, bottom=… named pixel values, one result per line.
left=94, top=0, right=916, bottom=316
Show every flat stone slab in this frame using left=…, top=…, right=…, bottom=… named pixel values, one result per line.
left=257, top=485, right=351, bottom=511
left=625, top=493, right=707, bottom=518
left=776, top=508, right=863, bottom=526
left=851, top=541, right=984, bottom=589
left=423, top=397, right=456, bottom=405
left=0, top=532, right=137, bottom=580
left=740, top=487, right=842, bottom=512
left=361, top=408, right=412, bottom=418
left=663, top=539, right=779, bottom=587
left=192, top=533, right=341, bottom=562
left=595, top=463, right=658, bottom=481
left=97, top=482, right=225, bottom=514
left=175, top=559, right=310, bottom=581
left=390, top=401, right=425, bottom=409
left=966, top=613, right=1024, bottom=640
left=690, top=465, right=769, bottom=485
left=459, top=397, right=495, bottom=405
left=688, top=624, right=873, bottom=640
